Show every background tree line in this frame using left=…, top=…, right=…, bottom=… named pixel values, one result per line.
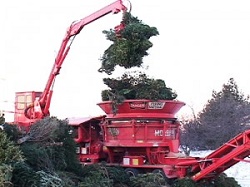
left=180, top=78, right=250, bottom=151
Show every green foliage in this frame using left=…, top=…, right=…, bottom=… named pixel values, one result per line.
left=172, top=177, right=198, bottom=187
left=11, top=162, right=41, bottom=186
left=130, top=173, right=169, bottom=187
left=25, top=116, right=70, bottom=142
left=102, top=72, right=177, bottom=101
left=1, top=123, right=19, bottom=142
left=0, top=164, right=13, bottom=187
left=211, top=173, right=241, bottom=187
left=55, top=120, right=83, bottom=174
left=20, top=143, right=54, bottom=172
left=99, top=11, right=177, bottom=111
left=99, top=12, right=159, bottom=75
left=101, top=72, right=177, bottom=113
left=80, top=164, right=113, bottom=187
left=37, top=171, right=64, bottom=187
left=80, top=164, right=132, bottom=187
left=0, top=131, right=24, bottom=164
left=20, top=117, right=82, bottom=174
left=11, top=117, right=84, bottom=186
left=56, top=171, right=81, bottom=187
left=105, top=166, right=131, bottom=186
left=172, top=174, right=241, bottom=187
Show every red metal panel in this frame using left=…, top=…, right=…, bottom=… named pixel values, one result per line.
left=97, top=100, right=185, bottom=119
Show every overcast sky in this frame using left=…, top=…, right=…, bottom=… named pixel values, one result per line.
left=1, top=0, right=250, bottom=121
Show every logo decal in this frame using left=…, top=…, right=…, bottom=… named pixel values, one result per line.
left=129, top=102, right=146, bottom=109
left=148, top=102, right=165, bottom=109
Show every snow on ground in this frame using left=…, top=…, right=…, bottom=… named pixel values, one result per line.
left=190, top=150, right=250, bottom=187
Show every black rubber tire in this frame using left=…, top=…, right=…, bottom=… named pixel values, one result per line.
left=125, top=168, right=139, bottom=177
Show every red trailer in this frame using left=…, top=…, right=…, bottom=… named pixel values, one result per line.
left=70, top=99, right=250, bottom=182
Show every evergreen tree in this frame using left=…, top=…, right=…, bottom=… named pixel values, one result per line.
left=99, top=12, right=159, bottom=75
left=0, top=131, right=24, bottom=164
left=99, top=12, right=177, bottom=110
left=0, top=130, right=24, bottom=185
left=181, top=78, right=250, bottom=150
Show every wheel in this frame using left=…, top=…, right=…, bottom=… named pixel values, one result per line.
left=152, top=169, right=166, bottom=178
left=152, top=169, right=173, bottom=184
left=125, top=168, right=139, bottom=177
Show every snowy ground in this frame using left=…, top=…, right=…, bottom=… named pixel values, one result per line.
left=191, top=150, right=250, bottom=187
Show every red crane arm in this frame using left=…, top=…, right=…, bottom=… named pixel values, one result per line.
left=26, top=0, right=128, bottom=119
